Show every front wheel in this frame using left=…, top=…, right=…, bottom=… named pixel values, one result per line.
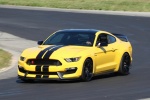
left=118, top=53, right=131, bottom=75
left=81, top=58, right=93, bottom=81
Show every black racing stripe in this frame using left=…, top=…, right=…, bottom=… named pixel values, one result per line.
left=43, top=75, right=49, bottom=78
left=43, top=45, right=64, bottom=59
left=35, top=65, right=42, bottom=78
left=35, top=65, right=42, bottom=72
left=36, top=75, right=42, bottom=78
left=36, top=46, right=56, bottom=59
left=42, top=66, right=49, bottom=72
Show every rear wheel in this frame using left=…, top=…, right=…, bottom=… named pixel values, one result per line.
left=81, top=58, right=93, bottom=81
left=118, top=53, right=131, bottom=75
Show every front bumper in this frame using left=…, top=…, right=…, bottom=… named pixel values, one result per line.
left=18, top=65, right=81, bottom=80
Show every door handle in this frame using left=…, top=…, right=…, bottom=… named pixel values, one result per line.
left=111, top=48, right=116, bottom=52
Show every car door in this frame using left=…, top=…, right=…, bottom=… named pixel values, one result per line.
left=94, top=33, right=117, bottom=74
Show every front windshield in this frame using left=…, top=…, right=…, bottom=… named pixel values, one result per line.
left=43, top=31, right=95, bottom=46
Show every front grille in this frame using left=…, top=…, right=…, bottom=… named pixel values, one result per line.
left=28, top=71, right=57, bottom=75
left=26, top=59, right=62, bottom=66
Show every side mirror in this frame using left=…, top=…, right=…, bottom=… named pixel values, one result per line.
left=97, top=42, right=108, bottom=47
left=100, top=42, right=108, bottom=46
left=97, top=43, right=101, bottom=48
left=37, top=40, right=43, bottom=45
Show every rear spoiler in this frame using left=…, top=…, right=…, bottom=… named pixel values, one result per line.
left=112, top=33, right=129, bottom=42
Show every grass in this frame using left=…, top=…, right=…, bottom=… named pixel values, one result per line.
left=0, top=49, right=12, bottom=69
left=0, top=0, right=150, bottom=12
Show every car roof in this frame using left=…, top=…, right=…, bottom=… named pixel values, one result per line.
left=57, top=29, right=99, bottom=34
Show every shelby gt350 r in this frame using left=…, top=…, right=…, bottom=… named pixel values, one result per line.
left=18, top=29, right=132, bottom=82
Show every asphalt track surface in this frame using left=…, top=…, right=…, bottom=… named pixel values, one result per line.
left=0, top=7, right=150, bottom=100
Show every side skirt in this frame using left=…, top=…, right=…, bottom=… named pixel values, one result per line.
left=93, top=69, right=115, bottom=77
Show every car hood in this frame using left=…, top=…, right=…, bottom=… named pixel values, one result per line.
left=22, top=45, right=91, bottom=59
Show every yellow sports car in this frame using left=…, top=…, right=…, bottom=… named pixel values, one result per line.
left=18, top=29, right=132, bottom=82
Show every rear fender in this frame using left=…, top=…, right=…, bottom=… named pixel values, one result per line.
left=114, top=42, right=132, bottom=72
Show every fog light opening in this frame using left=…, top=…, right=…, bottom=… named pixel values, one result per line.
left=18, top=65, right=23, bottom=68
left=66, top=67, right=77, bottom=71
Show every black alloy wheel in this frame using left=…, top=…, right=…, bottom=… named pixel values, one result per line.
left=81, top=58, right=93, bottom=81
left=118, top=53, right=131, bottom=75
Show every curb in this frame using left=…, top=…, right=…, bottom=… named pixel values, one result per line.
left=0, top=5, right=150, bottom=17
left=0, top=47, right=19, bottom=74
left=0, top=32, right=20, bottom=74
left=0, top=31, right=36, bottom=79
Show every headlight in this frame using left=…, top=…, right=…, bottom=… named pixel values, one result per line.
left=64, top=57, right=81, bottom=62
left=20, top=56, right=25, bottom=61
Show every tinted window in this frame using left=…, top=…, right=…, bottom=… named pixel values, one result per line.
left=43, top=31, right=95, bottom=46
left=49, top=33, right=64, bottom=44
left=107, top=35, right=116, bottom=44
left=96, top=33, right=108, bottom=45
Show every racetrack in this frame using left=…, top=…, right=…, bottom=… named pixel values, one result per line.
left=0, top=7, right=150, bottom=100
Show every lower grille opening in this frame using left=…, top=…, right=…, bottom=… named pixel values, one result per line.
left=18, top=66, right=77, bottom=76
left=18, top=66, right=57, bottom=75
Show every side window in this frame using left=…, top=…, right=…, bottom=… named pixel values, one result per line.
left=96, top=33, right=108, bottom=45
left=107, top=35, right=116, bottom=44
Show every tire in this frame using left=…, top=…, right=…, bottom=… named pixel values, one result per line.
left=118, top=53, right=131, bottom=75
left=81, top=58, right=93, bottom=81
